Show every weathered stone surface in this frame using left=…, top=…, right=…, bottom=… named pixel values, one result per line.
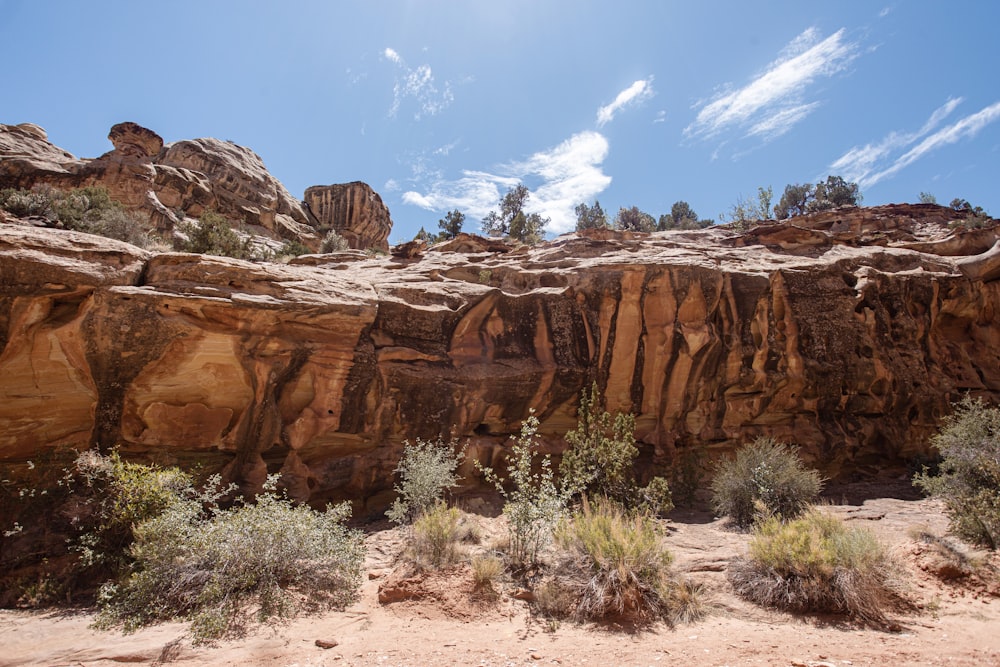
left=158, top=137, right=314, bottom=241
left=0, top=122, right=391, bottom=250
left=107, top=122, right=163, bottom=158
left=304, top=182, right=393, bottom=251
left=0, top=206, right=998, bottom=511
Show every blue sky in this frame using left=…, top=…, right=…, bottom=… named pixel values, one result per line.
left=3, top=1, right=998, bottom=242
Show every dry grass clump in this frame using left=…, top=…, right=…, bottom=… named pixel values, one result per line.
left=729, top=511, right=904, bottom=625
left=711, top=437, right=823, bottom=528
left=471, top=554, right=504, bottom=597
left=410, top=502, right=464, bottom=567
left=547, top=499, right=702, bottom=625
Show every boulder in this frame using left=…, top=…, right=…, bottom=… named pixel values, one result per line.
left=304, top=182, right=392, bottom=251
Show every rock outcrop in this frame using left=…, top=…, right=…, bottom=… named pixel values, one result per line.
left=1, top=201, right=999, bottom=512
left=0, top=122, right=394, bottom=251
left=304, top=182, right=393, bottom=251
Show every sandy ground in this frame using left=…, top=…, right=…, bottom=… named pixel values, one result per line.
left=2, top=492, right=999, bottom=667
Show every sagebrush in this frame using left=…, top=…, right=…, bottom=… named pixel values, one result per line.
left=547, top=499, right=701, bottom=624
left=711, top=437, right=823, bottom=527
left=409, top=501, right=463, bottom=567
left=96, top=475, right=364, bottom=642
left=914, top=397, right=1000, bottom=549
left=729, top=511, right=904, bottom=625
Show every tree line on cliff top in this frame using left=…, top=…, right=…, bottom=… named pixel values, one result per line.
left=414, top=175, right=867, bottom=244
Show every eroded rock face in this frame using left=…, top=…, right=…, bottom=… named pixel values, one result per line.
left=0, top=207, right=998, bottom=511
left=0, top=122, right=392, bottom=251
left=304, top=182, right=393, bottom=251
left=157, top=138, right=314, bottom=240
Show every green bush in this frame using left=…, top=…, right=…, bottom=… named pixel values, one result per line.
left=320, top=229, right=350, bottom=253
left=710, top=437, right=823, bottom=527
left=549, top=499, right=701, bottom=624
left=0, top=186, right=159, bottom=248
left=96, top=475, right=364, bottom=642
left=0, top=188, right=53, bottom=218
left=278, top=239, right=311, bottom=257
left=914, top=397, right=1000, bottom=549
left=560, top=383, right=673, bottom=515
left=729, top=512, right=903, bottom=625
left=179, top=211, right=257, bottom=259
left=477, top=414, right=569, bottom=568
left=386, top=438, right=464, bottom=525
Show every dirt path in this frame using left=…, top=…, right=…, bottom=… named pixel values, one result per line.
left=2, top=496, right=998, bottom=667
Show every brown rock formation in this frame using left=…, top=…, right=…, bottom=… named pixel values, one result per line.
left=1, top=206, right=998, bottom=511
left=304, top=182, right=393, bottom=251
left=1, top=122, right=392, bottom=251
left=157, top=137, right=314, bottom=241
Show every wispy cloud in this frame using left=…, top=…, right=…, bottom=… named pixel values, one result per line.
left=383, top=47, right=454, bottom=120
left=831, top=98, right=1000, bottom=187
left=402, top=131, right=612, bottom=234
left=685, top=28, right=857, bottom=145
left=596, top=78, right=654, bottom=127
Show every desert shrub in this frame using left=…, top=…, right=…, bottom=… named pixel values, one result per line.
left=1, top=451, right=197, bottom=606
left=477, top=414, right=569, bottom=569
left=410, top=501, right=463, bottom=567
left=96, top=476, right=364, bottom=642
left=471, top=554, right=504, bottom=595
left=560, top=383, right=673, bottom=515
left=551, top=499, right=699, bottom=624
left=68, top=451, right=193, bottom=575
left=914, top=397, right=1000, bottom=549
left=278, top=239, right=311, bottom=257
left=85, top=207, right=158, bottom=248
left=710, top=437, right=823, bottom=527
left=0, top=188, right=53, bottom=217
left=178, top=211, right=257, bottom=259
left=729, top=511, right=903, bottom=625
left=386, top=438, right=464, bottom=525
left=51, top=186, right=117, bottom=227
left=320, top=229, right=350, bottom=253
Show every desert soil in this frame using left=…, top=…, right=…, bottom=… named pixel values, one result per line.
left=2, top=483, right=999, bottom=667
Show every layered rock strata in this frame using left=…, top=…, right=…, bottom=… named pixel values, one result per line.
left=1, top=205, right=998, bottom=512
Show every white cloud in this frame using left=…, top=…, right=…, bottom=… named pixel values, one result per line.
left=653, top=110, right=667, bottom=124
left=685, top=28, right=856, bottom=144
left=596, top=78, right=654, bottom=127
left=747, top=103, right=818, bottom=140
left=402, top=131, right=612, bottom=234
left=383, top=47, right=454, bottom=119
left=828, top=98, right=1000, bottom=188
left=854, top=100, right=1000, bottom=187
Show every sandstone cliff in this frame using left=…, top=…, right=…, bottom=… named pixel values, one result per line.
left=1, top=205, right=998, bottom=512
left=305, top=182, right=392, bottom=251
left=0, top=122, right=393, bottom=252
